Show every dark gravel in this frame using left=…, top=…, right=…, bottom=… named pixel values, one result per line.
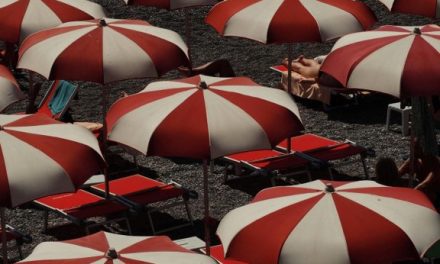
left=2, top=0, right=438, bottom=262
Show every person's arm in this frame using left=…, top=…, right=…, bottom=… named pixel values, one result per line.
left=398, top=158, right=411, bottom=177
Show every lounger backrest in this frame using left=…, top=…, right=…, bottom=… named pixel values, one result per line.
left=37, top=80, right=78, bottom=120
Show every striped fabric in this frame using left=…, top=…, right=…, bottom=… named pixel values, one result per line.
left=320, top=24, right=440, bottom=98
left=17, top=18, right=189, bottom=84
left=0, top=114, right=104, bottom=208
left=106, top=74, right=304, bottom=159
left=0, top=65, right=24, bottom=112
left=379, top=0, right=440, bottom=18
left=205, top=0, right=376, bottom=44
left=217, top=180, right=440, bottom=264
left=0, top=0, right=106, bottom=43
left=19, top=231, right=218, bottom=263
left=124, top=0, right=217, bottom=10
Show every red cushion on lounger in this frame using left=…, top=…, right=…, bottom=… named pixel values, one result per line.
left=227, top=150, right=309, bottom=170
left=210, top=245, right=248, bottom=264
left=278, top=134, right=365, bottom=161
left=92, top=174, right=185, bottom=204
left=35, top=190, right=126, bottom=219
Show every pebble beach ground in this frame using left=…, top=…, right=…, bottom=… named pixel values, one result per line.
left=2, top=0, right=438, bottom=262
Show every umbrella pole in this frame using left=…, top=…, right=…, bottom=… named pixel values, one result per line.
left=286, top=44, right=293, bottom=153
left=410, top=97, right=438, bottom=186
left=25, top=71, right=35, bottom=114
left=1, top=207, right=7, bottom=264
left=203, top=159, right=211, bottom=255
left=101, top=84, right=110, bottom=198
left=184, top=8, right=193, bottom=75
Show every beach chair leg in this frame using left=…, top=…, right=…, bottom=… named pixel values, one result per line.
left=385, top=106, right=391, bottom=131
left=327, top=167, right=334, bottom=180
left=184, top=200, right=194, bottom=226
left=124, top=217, right=133, bottom=235
left=361, top=156, right=369, bottom=179
left=223, top=166, right=229, bottom=183
left=16, top=244, right=23, bottom=259
left=306, top=169, right=312, bottom=182
left=146, top=210, right=157, bottom=235
left=42, top=211, right=49, bottom=232
left=132, top=154, right=139, bottom=169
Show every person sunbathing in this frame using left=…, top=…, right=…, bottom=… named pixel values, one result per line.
left=282, top=55, right=321, bottom=79
left=398, top=138, right=436, bottom=183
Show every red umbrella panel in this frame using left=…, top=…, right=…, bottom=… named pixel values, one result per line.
left=17, top=18, right=190, bottom=84
left=106, top=74, right=304, bottom=159
left=18, top=231, right=217, bottom=263
left=0, top=114, right=104, bottom=208
left=378, top=0, right=440, bottom=18
left=217, top=180, right=440, bottom=264
left=320, top=24, right=440, bottom=98
left=0, top=0, right=107, bottom=44
left=205, top=0, right=376, bottom=44
left=123, top=0, right=218, bottom=10
left=0, top=65, right=25, bottom=112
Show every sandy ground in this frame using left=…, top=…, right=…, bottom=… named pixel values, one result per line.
left=2, top=0, right=438, bottom=262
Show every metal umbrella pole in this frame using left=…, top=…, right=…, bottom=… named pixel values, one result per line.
left=409, top=96, right=438, bottom=186
left=286, top=44, right=293, bottom=153
left=202, top=159, right=211, bottom=255
left=184, top=8, right=193, bottom=75
left=1, top=207, right=7, bottom=264
left=101, top=83, right=111, bottom=198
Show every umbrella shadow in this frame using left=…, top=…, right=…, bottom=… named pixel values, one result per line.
left=327, top=93, right=398, bottom=125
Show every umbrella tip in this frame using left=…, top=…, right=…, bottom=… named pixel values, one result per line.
left=413, top=27, right=421, bottom=35
left=99, top=19, right=107, bottom=27
left=325, top=183, right=335, bottom=193
left=198, top=81, right=208, bottom=89
left=105, top=248, right=118, bottom=259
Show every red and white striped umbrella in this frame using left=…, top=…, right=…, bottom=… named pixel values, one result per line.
left=205, top=0, right=376, bottom=44
left=123, top=0, right=217, bottom=9
left=106, top=74, right=304, bottom=159
left=320, top=24, right=440, bottom=98
left=379, top=0, right=440, bottom=18
left=0, top=114, right=104, bottom=208
left=0, top=65, right=25, bottom=112
left=18, top=231, right=217, bottom=263
left=17, top=18, right=189, bottom=84
left=217, top=180, right=440, bottom=264
left=0, top=0, right=106, bottom=44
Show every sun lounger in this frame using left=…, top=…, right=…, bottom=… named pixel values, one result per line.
left=33, top=189, right=131, bottom=234
left=37, top=80, right=78, bottom=121
left=276, top=133, right=369, bottom=179
left=201, top=245, right=248, bottom=264
left=272, top=64, right=362, bottom=109
left=0, top=225, right=31, bottom=259
left=90, top=174, right=195, bottom=234
left=223, top=149, right=313, bottom=185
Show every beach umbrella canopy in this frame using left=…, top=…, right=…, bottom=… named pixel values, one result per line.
left=0, top=65, right=25, bottom=112
left=217, top=180, right=440, bottom=264
left=18, top=231, right=217, bottom=263
left=205, top=0, right=376, bottom=44
left=0, top=113, right=104, bottom=263
left=0, top=0, right=107, bottom=44
left=205, top=0, right=376, bottom=98
left=123, top=0, right=217, bottom=9
left=0, top=114, right=104, bottom=208
left=106, top=74, right=303, bottom=159
left=378, top=0, right=440, bottom=18
left=17, top=18, right=189, bottom=84
left=106, top=74, right=303, bottom=254
left=320, top=24, right=440, bottom=98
